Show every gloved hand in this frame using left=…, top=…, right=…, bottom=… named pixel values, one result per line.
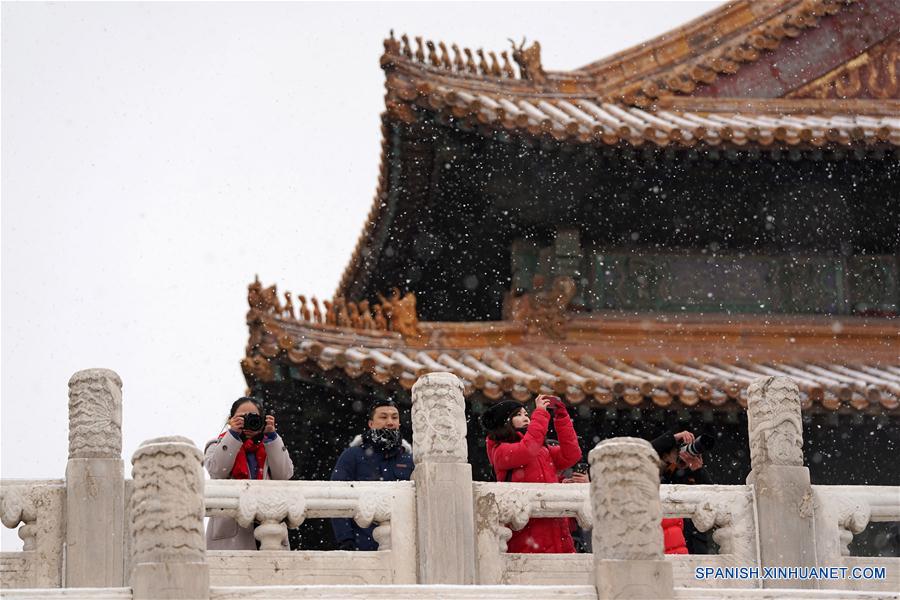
left=337, top=539, right=356, bottom=551
left=536, top=394, right=557, bottom=417
left=547, top=396, right=567, bottom=417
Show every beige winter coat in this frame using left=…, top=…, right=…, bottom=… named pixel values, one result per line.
left=204, top=432, right=294, bottom=550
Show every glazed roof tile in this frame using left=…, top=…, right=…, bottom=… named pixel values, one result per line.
left=243, top=310, right=900, bottom=414
left=414, top=88, right=900, bottom=146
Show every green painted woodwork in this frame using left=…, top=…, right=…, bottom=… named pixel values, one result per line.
left=511, top=239, right=898, bottom=315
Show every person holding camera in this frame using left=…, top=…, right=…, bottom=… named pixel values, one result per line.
left=651, top=429, right=715, bottom=555
left=330, top=399, right=414, bottom=551
left=204, top=396, right=294, bottom=550
left=481, top=394, right=583, bottom=553
left=560, top=461, right=591, bottom=553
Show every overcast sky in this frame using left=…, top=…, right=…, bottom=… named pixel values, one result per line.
left=1, top=1, right=722, bottom=549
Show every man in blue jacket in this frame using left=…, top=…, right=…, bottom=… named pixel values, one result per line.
left=330, top=399, right=414, bottom=550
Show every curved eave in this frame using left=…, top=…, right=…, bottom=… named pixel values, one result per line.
left=243, top=311, right=900, bottom=414
left=382, top=37, right=900, bottom=148
left=336, top=115, right=395, bottom=300
left=402, top=82, right=900, bottom=148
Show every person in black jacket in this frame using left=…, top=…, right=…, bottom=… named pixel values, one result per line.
left=651, top=429, right=714, bottom=555
left=330, top=399, right=414, bottom=550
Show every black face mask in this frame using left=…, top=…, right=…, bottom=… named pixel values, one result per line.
left=364, top=428, right=402, bottom=452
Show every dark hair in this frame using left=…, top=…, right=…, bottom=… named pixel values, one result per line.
left=368, top=399, right=398, bottom=421
left=488, top=422, right=520, bottom=444
left=230, top=396, right=265, bottom=419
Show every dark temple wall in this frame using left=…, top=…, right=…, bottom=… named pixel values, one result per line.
left=360, top=123, right=900, bottom=322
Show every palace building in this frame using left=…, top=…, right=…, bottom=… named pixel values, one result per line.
left=239, top=0, right=899, bottom=550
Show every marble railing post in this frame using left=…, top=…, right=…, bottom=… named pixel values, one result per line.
left=746, top=376, right=817, bottom=589
left=411, top=372, right=475, bottom=584
left=130, top=436, right=208, bottom=599
left=65, top=369, right=125, bottom=587
left=590, top=437, right=674, bottom=600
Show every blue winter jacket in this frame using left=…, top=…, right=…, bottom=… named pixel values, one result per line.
left=330, top=434, right=414, bottom=550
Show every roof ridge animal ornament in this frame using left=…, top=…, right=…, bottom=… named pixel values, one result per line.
left=377, top=288, right=421, bottom=338
left=310, top=296, right=323, bottom=324
left=508, top=274, right=576, bottom=339
left=247, top=277, right=283, bottom=314
left=508, top=37, right=546, bottom=83
left=283, top=291, right=296, bottom=319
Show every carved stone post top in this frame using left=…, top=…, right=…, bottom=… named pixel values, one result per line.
left=589, top=436, right=664, bottom=561
left=588, top=436, right=659, bottom=464
left=68, top=368, right=123, bottom=459
left=411, top=371, right=468, bottom=463
left=132, top=436, right=203, bottom=464
left=69, top=368, right=123, bottom=389
left=412, top=371, right=462, bottom=391
left=130, top=435, right=204, bottom=565
left=746, top=376, right=804, bottom=469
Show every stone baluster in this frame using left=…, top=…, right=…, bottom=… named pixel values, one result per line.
left=355, top=489, right=393, bottom=550
left=411, top=372, right=475, bottom=584
left=65, top=369, right=125, bottom=587
left=235, top=485, right=305, bottom=550
left=130, top=436, right=208, bottom=599
left=589, top=437, right=673, bottom=599
left=746, top=376, right=817, bottom=589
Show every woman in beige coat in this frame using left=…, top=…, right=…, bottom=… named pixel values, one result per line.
left=204, top=397, right=294, bottom=550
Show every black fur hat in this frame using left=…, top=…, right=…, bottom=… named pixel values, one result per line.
left=480, top=400, right=525, bottom=431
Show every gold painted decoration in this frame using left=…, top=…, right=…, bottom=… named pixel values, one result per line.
left=787, top=34, right=899, bottom=100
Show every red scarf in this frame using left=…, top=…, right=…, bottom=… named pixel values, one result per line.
left=220, top=433, right=267, bottom=480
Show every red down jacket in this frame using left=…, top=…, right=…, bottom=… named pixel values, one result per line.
left=486, top=406, right=582, bottom=553
left=663, top=517, right=688, bottom=554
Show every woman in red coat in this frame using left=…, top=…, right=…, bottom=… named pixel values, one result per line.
left=482, top=395, right=583, bottom=553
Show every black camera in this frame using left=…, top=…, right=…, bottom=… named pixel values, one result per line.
left=681, top=434, right=715, bottom=456
left=242, top=412, right=265, bottom=431
left=573, top=462, right=590, bottom=475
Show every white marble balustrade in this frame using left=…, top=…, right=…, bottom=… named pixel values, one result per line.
left=203, top=479, right=417, bottom=585
left=2, top=369, right=899, bottom=598
left=472, top=481, right=760, bottom=587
